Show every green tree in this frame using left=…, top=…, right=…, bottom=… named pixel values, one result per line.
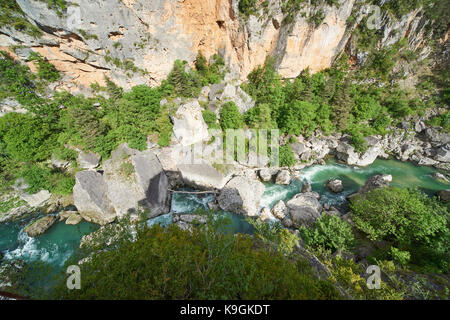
left=300, top=215, right=356, bottom=253
left=52, top=221, right=340, bottom=300
left=219, top=102, right=243, bottom=130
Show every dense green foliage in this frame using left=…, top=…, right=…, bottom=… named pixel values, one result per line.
left=0, top=51, right=226, bottom=195
left=300, top=214, right=356, bottom=253
left=202, top=109, right=219, bottom=129
left=351, top=187, right=449, bottom=273
left=247, top=218, right=299, bottom=256
left=279, top=145, right=296, bottom=167
left=167, top=53, right=225, bottom=98
left=240, top=48, right=437, bottom=153
left=52, top=220, right=340, bottom=300
left=29, top=52, right=60, bottom=82
left=219, top=102, right=244, bottom=130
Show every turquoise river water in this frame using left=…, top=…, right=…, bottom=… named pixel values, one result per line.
left=0, top=159, right=448, bottom=282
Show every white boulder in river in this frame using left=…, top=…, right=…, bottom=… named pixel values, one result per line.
left=286, top=193, right=322, bottom=228
left=178, top=163, right=230, bottom=190
left=218, top=176, right=265, bottom=217
left=73, top=171, right=117, bottom=225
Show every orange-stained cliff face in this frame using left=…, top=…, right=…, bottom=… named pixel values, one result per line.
left=1, top=0, right=432, bottom=91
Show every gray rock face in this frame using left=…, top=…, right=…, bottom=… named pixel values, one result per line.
left=173, top=214, right=207, bottom=225
left=301, top=182, right=312, bottom=193
left=272, top=200, right=287, bottom=220
left=0, top=98, right=27, bottom=117
left=66, top=213, right=83, bottom=225
left=131, top=150, right=170, bottom=218
left=73, top=171, right=116, bottom=225
left=20, top=190, right=51, bottom=208
left=415, top=121, right=426, bottom=133
left=425, top=128, right=450, bottom=145
left=358, top=174, right=392, bottom=194
left=218, top=176, right=265, bottom=217
left=335, top=137, right=383, bottom=167
left=286, top=193, right=322, bottom=228
left=59, top=210, right=78, bottom=222
left=326, top=179, right=343, bottom=193
left=94, top=144, right=170, bottom=220
left=260, top=207, right=273, bottom=221
left=51, top=156, right=70, bottom=169
left=173, top=100, right=209, bottom=146
left=0, top=206, right=31, bottom=223
left=275, top=170, right=291, bottom=185
left=431, top=173, right=448, bottom=183
left=178, top=164, right=229, bottom=190
left=77, top=152, right=101, bottom=169
left=24, top=215, right=57, bottom=237
left=434, top=144, right=450, bottom=163
left=259, top=168, right=277, bottom=182
left=209, top=83, right=255, bottom=114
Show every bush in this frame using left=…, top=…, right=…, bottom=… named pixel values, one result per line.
left=279, top=100, right=318, bottom=136
left=279, top=145, right=296, bottom=167
left=390, top=247, right=411, bottom=266
left=167, top=60, right=202, bottom=97
left=219, top=102, right=243, bottom=130
left=19, top=164, right=74, bottom=195
left=52, top=222, right=340, bottom=300
left=29, top=52, right=60, bottom=82
left=300, top=215, right=356, bottom=253
left=202, top=109, right=219, bottom=129
left=350, top=187, right=449, bottom=272
left=0, top=112, right=56, bottom=162
left=238, top=0, right=258, bottom=17
left=247, top=218, right=299, bottom=256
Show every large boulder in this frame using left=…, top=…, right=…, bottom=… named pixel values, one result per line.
left=425, top=128, right=450, bottom=145
left=172, top=100, right=209, bottom=146
left=218, top=176, right=265, bottom=217
left=259, top=168, right=277, bottom=182
left=66, top=213, right=83, bottom=225
left=336, top=137, right=383, bottom=167
left=272, top=200, right=287, bottom=220
left=434, top=144, right=450, bottom=163
left=275, top=170, right=291, bottom=185
left=326, top=179, right=343, bottom=193
left=73, top=171, right=117, bottom=225
left=260, top=207, right=273, bottom=221
left=286, top=193, right=322, bottom=227
left=358, top=174, right=392, bottom=194
left=301, top=182, right=312, bottom=193
left=131, top=149, right=170, bottom=218
left=77, top=151, right=101, bottom=169
left=178, top=163, right=229, bottom=190
left=24, top=215, right=57, bottom=237
left=77, top=144, right=170, bottom=222
left=20, top=190, right=51, bottom=208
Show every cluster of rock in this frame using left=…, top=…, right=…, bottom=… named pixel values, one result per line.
left=72, top=143, right=170, bottom=225
left=288, top=115, right=450, bottom=172
left=23, top=215, right=57, bottom=237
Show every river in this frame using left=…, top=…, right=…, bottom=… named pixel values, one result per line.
left=0, top=158, right=448, bottom=292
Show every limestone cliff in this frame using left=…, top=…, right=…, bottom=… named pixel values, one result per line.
left=0, top=0, right=434, bottom=92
